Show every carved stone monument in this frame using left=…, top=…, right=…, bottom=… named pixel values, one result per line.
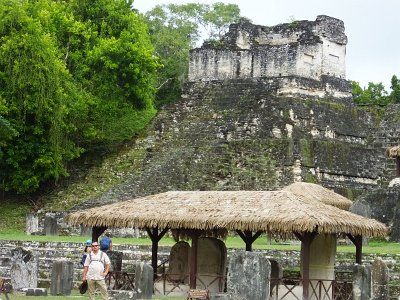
left=227, top=250, right=270, bottom=300
left=371, top=257, right=389, bottom=300
left=167, top=241, right=190, bottom=283
left=353, top=264, right=371, bottom=300
left=10, top=247, right=38, bottom=290
left=26, top=213, right=39, bottom=235
left=44, top=215, right=58, bottom=236
left=197, top=237, right=227, bottom=293
left=50, top=259, right=74, bottom=295
left=107, top=251, right=123, bottom=272
left=134, top=262, right=153, bottom=299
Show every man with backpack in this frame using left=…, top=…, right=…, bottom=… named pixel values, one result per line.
left=82, top=241, right=111, bottom=300
left=100, top=232, right=113, bottom=251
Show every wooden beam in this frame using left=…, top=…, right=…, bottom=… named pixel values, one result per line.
left=145, top=226, right=169, bottom=275
left=294, top=231, right=317, bottom=300
left=92, top=226, right=107, bottom=243
left=189, top=231, right=201, bottom=289
left=347, top=234, right=363, bottom=264
left=236, top=230, right=263, bottom=251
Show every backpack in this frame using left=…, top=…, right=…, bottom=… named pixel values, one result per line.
left=100, top=236, right=110, bottom=251
left=89, top=251, right=104, bottom=265
left=81, top=254, right=87, bottom=266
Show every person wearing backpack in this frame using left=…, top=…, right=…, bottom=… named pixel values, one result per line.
left=81, top=240, right=92, bottom=266
left=100, top=232, right=112, bottom=251
left=82, top=241, right=111, bottom=300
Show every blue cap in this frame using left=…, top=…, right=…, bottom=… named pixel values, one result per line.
left=86, top=239, right=92, bottom=246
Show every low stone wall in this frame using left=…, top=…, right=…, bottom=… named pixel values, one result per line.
left=0, top=240, right=170, bottom=287
left=1, top=240, right=400, bottom=290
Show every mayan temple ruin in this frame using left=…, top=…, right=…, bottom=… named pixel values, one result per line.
left=189, top=15, right=351, bottom=101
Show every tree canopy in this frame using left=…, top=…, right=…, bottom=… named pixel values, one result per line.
left=351, top=76, right=400, bottom=106
left=143, top=2, right=246, bottom=107
left=0, top=0, right=158, bottom=194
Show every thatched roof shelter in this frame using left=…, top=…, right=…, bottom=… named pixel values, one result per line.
left=282, top=182, right=353, bottom=210
left=385, top=145, right=400, bottom=157
left=66, top=190, right=387, bottom=238
left=66, top=189, right=388, bottom=296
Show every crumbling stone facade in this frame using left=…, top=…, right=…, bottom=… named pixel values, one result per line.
left=189, top=16, right=350, bottom=101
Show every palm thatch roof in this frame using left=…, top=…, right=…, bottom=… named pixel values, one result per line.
left=385, top=145, right=400, bottom=157
left=282, top=182, right=353, bottom=210
left=65, top=190, right=387, bottom=238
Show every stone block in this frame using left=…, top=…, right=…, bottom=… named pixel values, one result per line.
left=372, top=257, right=389, bottom=300
left=24, top=288, right=48, bottom=296
left=353, top=264, right=371, bottom=300
left=26, top=214, right=39, bottom=235
left=44, top=216, right=58, bottom=236
left=227, top=251, right=270, bottom=300
left=11, top=247, right=38, bottom=290
left=134, top=262, right=153, bottom=299
left=109, top=290, right=137, bottom=300
left=50, top=259, right=74, bottom=295
left=107, top=251, right=123, bottom=272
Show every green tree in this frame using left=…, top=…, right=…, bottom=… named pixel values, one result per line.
left=352, top=81, right=389, bottom=106
left=143, top=2, right=244, bottom=107
left=0, top=0, right=82, bottom=193
left=389, top=75, right=400, bottom=104
left=0, top=0, right=159, bottom=194
left=65, top=0, right=159, bottom=144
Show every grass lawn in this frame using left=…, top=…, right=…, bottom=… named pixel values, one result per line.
left=7, top=290, right=185, bottom=300
left=1, top=230, right=399, bottom=254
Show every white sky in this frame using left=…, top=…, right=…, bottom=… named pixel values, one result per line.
left=133, top=0, right=399, bottom=90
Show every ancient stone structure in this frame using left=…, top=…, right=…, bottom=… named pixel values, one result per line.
left=10, top=247, right=38, bottom=290
left=50, top=260, right=74, bottom=296
left=371, top=258, right=389, bottom=300
left=189, top=16, right=350, bottom=102
left=197, top=237, right=227, bottom=293
left=353, top=264, right=371, bottom=300
left=134, top=262, right=153, bottom=299
left=167, top=241, right=190, bottom=283
left=51, top=16, right=400, bottom=242
left=227, top=251, right=270, bottom=300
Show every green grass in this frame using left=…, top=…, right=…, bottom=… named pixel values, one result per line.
left=6, top=290, right=185, bottom=300
left=0, top=200, right=30, bottom=233
left=1, top=230, right=400, bottom=254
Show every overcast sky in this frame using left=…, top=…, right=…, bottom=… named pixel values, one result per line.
left=133, top=0, right=399, bottom=90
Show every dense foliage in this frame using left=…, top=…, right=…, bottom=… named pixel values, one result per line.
left=143, top=2, right=246, bottom=107
left=0, top=0, right=158, bottom=194
left=352, top=75, right=400, bottom=106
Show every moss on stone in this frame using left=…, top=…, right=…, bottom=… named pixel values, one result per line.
left=299, top=139, right=314, bottom=167
left=304, top=173, right=317, bottom=183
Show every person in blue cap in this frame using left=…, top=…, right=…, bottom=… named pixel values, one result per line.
left=81, top=240, right=92, bottom=266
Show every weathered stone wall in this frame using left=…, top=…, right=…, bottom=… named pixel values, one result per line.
left=189, top=16, right=347, bottom=87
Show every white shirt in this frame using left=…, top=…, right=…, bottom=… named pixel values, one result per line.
left=84, top=251, right=110, bottom=280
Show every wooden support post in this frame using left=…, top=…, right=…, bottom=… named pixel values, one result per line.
left=294, top=231, right=317, bottom=300
left=146, top=226, right=169, bottom=276
left=189, top=231, right=201, bottom=289
left=92, top=226, right=107, bottom=243
left=347, top=234, right=363, bottom=264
